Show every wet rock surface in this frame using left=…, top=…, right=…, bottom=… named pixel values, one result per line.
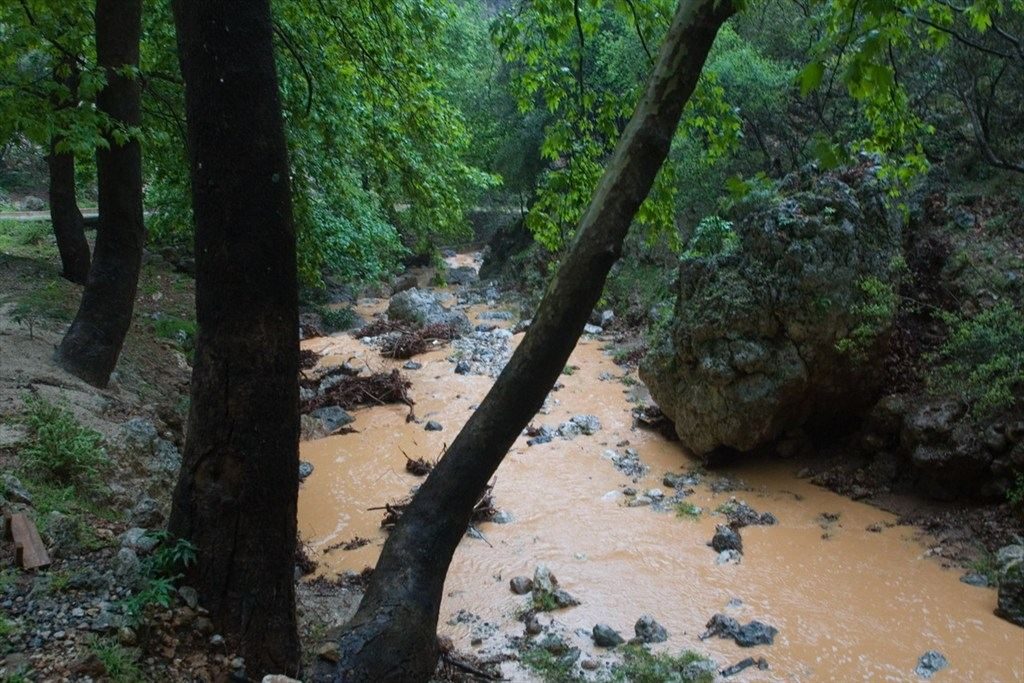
left=641, top=163, right=903, bottom=458
left=994, top=543, right=1024, bottom=626
left=701, top=613, right=778, bottom=647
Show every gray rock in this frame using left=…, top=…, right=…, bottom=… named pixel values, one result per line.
left=391, top=273, right=419, bottom=294
left=309, top=406, right=354, bottom=434
left=130, top=497, right=164, bottom=528
left=387, top=288, right=470, bottom=333
left=403, top=360, right=422, bottom=370
left=716, top=549, right=743, bottom=565
left=959, top=572, right=989, bottom=587
left=45, top=512, right=82, bottom=558
left=424, top=420, right=443, bottom=432
left=448, top=266, right=479, bottom=286
left=479, top=311, right=513, bottom=321
left=592, top=623, right=625, bottom=648
left=711, top=524, right=743, bottom=554
left=491, top=510, right=514, bottom=524
left=509, top=576, right=533, bottom=595
left=527, top=434, right=552, bottom=446
left=532, top=565, right=557, bottom=594
left=634, top=614, right=668, bottom=643
left=20, top=195, right=45, bottom=211
left=537, top=633, right=570, bottom=656
left=1, top=474, right=32, bottom=505
left=120, top=528, right=158, bottom=554
left=298, top=461, right=315, bottom=480
left=915, top=651, right=949, bottom=678
left=551, top=588, right=580, bottom=608
left=114, top=547, right=141, bottom=581
left=179, top=585, right=199, bottom=609
left=701, top=613, right=778, bottom=647
left=995, top=543, right=1024, bottom=626
left=583, top=324, right=603, bottom=335
left=641, top=165, right=903, bottom=458
left=683, top=658, right=721, bottom=680
left=455, top=360, right=472, bottom=375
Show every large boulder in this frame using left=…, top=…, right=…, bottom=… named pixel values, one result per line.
left=386, top=288, right=470, bottom=333
left=641, top=163, right=903, bottom=458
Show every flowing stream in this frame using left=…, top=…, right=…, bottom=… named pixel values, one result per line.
left=297, top=258, right=1023, bottom=681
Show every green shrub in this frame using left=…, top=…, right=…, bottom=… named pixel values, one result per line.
left=121, top=531, right=196, bottom=624
left=929, top=302, right=1024, bottom=418
left=612, top=645, right=714, bottom=683
left=521, top=647, right=583, bottom=683
left=20, top=396, right=107, bottom=488
left=682, top=216, right=738, bottom=260
left=835, top=276, right=898, bottom=358
left=675, top=502, right=702, bottom=520
left=317, top=306, right=360, bottom=333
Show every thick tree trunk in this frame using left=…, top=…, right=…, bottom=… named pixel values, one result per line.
left=54, top=0, right=144, bottom=388
left=168, top=0, right=300, bottom=678
left=312, top=0, right=736, bottom=680
left=47, top=142, right=90, bottom=285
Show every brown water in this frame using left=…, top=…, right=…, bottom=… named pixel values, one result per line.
left=299, top=282, right=1023, bottom=681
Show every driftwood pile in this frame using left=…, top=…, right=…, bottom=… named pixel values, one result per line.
left=355, top=320, right=462, bottom=360
left=373, top=484, right=497, bottom=532
left=302, top=368, right=413, bottom=413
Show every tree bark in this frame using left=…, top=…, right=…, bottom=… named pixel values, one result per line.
left=54, top=0, right=144, bottom=387
left=47, top=141, right=90, bottom=285
left=312, top=0, right=736, bottom=680
left=168, top=0, right=300, bottom=678
left=47, top=60, right=90, bottom=286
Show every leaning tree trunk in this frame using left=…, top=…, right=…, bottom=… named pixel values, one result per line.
left=54, top=0, right=144, bottom=387
left=47, top=141, right=90, bottom=285
left=168, top=0, right=300, bottom=677
left=312, top=0, right=737, bottom=680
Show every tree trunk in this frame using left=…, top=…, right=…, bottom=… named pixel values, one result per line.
left=167, top=0, right=300, bottom=678
left=54, top=0, right=144, bottom=388
left=47, top=142, right=90, bottom=285
left=312, top=0, right=736, bottom=680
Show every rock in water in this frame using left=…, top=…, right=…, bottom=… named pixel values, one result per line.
left=710, top=524, right=743, bottom=554
left=995, top=543, right=1024, bottom=626
left=592, top=623, right=625, bottom=648
left=640, top=162, right=903, bottom=457
left=634, top=614, right=668, bottom=643
left=387, top=287, right=470, bottom=333
left=509, top=576, right=533, bottom=595
left=915, top=651, right=949, bottom=678
left=701, top=613, right=778, bottom=647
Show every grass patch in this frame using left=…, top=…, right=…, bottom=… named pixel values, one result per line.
left=8, top=278, right=78, bottom=330
left=0, top=219, right=55, bottom=260
left=674, top=502, right=702, bottom=520
left=21, top=396, right=107, bottom=487
left=968, top=552, right=1000, bottom=586
left=88, top=637, right=144, bottom=683
left=121, top=531, right=196, bottom=625
left=0, top=568, right=17, bottom=593
left=532, top=591, right=560, bottom=612
left=561, top=365, right=578, bottom=376
left=521, top=648, right=583, bottom=683
left=152, top=315, right=197, bottom=360
left=612, top=645, right=714, bottom=683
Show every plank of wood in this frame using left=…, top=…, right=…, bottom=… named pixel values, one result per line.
left=7, top=512, right=50, bottom=570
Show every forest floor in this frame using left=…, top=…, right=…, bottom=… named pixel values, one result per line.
left=0, top=218, right=1021, bottom=682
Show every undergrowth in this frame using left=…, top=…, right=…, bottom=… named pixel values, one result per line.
left=20, top=396, right=107, bottom=488
left=88, top=636, right=144, bottom=683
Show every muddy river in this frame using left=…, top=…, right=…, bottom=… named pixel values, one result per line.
left=297, top=264, right=1023, bottom=681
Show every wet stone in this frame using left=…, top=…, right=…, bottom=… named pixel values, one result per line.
left=298, top=461, right=315, bottom=481
left=701, top=613, right=777, bottom=647
left=959, top=572, right=989, bottom=587
left=509, top=576, right=533, bottom=595
left=592, top=623, right=625, bottom=648
left=915, top=651, right=949, bottom=678
left=633, top=614, right=668, bottom=644
left=455, top=360, right=472, bottom=375
left=710, top=524, right=743, bottom=554
left=403, top=360, right=422, bottom=370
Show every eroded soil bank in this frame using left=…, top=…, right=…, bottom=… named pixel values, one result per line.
left=297, top=257, right=1024, bottom=682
